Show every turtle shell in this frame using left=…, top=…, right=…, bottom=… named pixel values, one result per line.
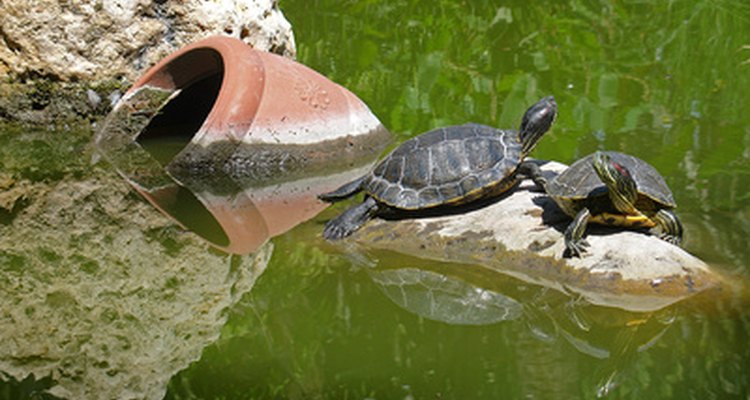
left=546, top=151, right=676, bottom=215
left=364, top=123, right=523, bottom=210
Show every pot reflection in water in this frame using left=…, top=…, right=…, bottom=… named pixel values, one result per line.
left=95, top=112, right=382, bottom=254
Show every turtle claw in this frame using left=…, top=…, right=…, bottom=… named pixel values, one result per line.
left=323, top=219, right=357, bottom=240
left=655, top=231, right=682, bottom=246
left=517, top=161, right=548, bottom=192
left=532, top=176, right=548, bottom=192
left=651, top=209, right=683, bottom=246
left=649, top=227, right=682, bottom=246
left=564, top=238, right=590, bottom=258
left=322, top=197, right=379, bottom=241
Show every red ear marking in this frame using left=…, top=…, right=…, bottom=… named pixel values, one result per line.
left=613, top=162, right=631, bottom=177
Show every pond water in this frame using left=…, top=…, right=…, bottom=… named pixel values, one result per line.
left=2, top=0, right=750, bottom=399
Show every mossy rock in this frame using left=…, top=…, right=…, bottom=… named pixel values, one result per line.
left=0, top=80, right=127, bottom=125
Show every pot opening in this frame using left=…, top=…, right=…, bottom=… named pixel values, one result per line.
left=137, top=49, right=225, bottom=166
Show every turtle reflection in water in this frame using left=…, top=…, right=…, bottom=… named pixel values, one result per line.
left=546, top=151, right=683, bottom=258
left=369, top=268, right=522, bottom=325
left=318, top=96, right=558, bottom=240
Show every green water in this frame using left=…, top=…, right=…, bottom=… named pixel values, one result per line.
left=2, top=0, right=750, bottom=399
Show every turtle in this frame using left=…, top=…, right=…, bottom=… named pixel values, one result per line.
left=318, top=96, right=558, bottom=240
left=545, top=151, right=683, bottom=257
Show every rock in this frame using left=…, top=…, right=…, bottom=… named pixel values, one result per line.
left=351, top=160, right=723, bottom=312
left=0, top=0, right=296, bottom=81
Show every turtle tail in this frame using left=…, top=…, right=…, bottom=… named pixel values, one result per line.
left=318, top=175, right=367, bottom=203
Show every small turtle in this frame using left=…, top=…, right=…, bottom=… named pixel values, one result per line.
left=546, top=151, right=683, bottom=257
left=318, top=96, right=558, bottom=240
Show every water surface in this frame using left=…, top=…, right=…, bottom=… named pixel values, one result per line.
left=1, top=0, right=750, bottom=399
left=166, top=1, right=750, bottom=398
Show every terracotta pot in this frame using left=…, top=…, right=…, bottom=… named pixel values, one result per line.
left=125, top=35, right=390, bottom=170
left=96, top=36, right=392, bottom=254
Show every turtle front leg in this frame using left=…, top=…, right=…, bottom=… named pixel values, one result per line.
left=650, top=209, right=683, bottom=246
left=564, top=208, right=591, bottom=258
left=323, top=196, right=380, bottom=240
left=517, top=161, right=547, bottom=191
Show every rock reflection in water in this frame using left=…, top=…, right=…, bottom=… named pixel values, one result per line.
left=0, top=170, right=272, bottom=399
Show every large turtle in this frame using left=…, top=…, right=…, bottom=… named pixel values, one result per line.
left=546, top=151, right=683, bottom=257
left=318, top=96, right=557, bottom=240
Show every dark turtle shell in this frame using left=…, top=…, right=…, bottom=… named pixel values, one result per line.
left=364, top=123, right=523, bottom=210
left=546, top=151, right=676, bottom=216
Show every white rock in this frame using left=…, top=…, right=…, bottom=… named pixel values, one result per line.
left=0, top=0, right=296, bottom=81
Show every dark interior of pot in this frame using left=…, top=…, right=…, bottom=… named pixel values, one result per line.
left=136, top=49, right=225, bottom=166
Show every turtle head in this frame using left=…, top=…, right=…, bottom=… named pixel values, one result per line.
left=519, top=96, right=557, bottom=156
left=592, top=151, right=638, bottom=213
